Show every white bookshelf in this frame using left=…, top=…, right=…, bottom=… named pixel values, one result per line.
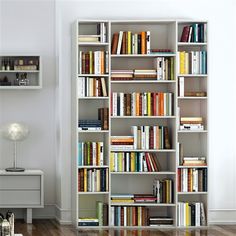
left=0, top=55, right=42, bottom=89
left=72, top=19, right=208, bottom=229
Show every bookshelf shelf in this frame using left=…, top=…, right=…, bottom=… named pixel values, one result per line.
left=110, top=149, right=176, bottom=153
left=111, top=116, right=176, bottom=119
left=111, top=80, right=176, bottom=84
left=78, top=97, right=109, bottom=100
left=177, top=97, right=207, bottom=100
left=178, top=130, right=208, bottom=133
left=111, top=171, right=176, bottom=175
left=111, top=53, right=175, bottom=58
left=178, top=192, right=208, bottom=195
left=78, top=192, right=109, bottom=195
left=177, top=74, right=208, bottom=77
left=78, top=42, right=109, bottom=46
left=110, top=203, right=176, bottom=207
left=78, top=165, right=109, bottom=169
left=72, top=19, right=208, bottom=229
left=78, top=130, right=109, bottom=133
left=178, top=42, right=207, bottom=46
left=78, top=74, right=109, bottom=77
left=177, top=166, right=207, bottom=169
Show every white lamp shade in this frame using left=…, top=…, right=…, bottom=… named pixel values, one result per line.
left=1, top=123, right=29, bottom=141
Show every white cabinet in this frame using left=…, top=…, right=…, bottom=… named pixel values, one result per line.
left=0, top=170, right=44, bottom=223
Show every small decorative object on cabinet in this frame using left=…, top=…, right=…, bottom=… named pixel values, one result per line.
left=0, top=56, right=42, bottom=89
left=72, top=19, right=208, bottom=229
left=1, top=122, right=30, bottom=172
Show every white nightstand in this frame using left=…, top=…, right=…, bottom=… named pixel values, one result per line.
left=0, top=170, right=44, bottom=223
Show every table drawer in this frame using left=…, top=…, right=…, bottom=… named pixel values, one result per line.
left=0, top=190, right=41, bottom=205
left=0, top=176, right=40, bottom=189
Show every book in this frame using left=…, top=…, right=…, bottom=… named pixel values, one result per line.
left=111, top=33, right=119, bottom=54
left=180, top=26, right=190, bottom=42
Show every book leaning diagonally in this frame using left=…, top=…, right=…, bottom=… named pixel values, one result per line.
left=117, top=31, right=123, bottom=54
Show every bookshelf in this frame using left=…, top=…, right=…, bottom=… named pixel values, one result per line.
left=72, top=19, right=208, bottom=229
left=0, top=56, right=42, bottom=89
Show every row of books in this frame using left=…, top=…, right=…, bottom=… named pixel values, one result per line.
left=110, top=206, right=149, bottom=226
left=178, top=77, right=207, bottom=97
left=78, top=108, right=109, bottom=130
left=110, top=152, right=161, bottom=172
left=178, top=202, right=206, bottom=227
left=153, top=179, right=174, bottom=203
left=78, top=23, right=107, bottom=43
left=78, top=142, right=104, bottom=166
left=180, top=23, right=207, bottom=43
left=79, top=51, right=109, bottom=74
left=156, top=57, right=175, bottom=80
left=77, top=77, right=108, bottom=97
left=111, top=92, right=174, bottom=117
left=111, top=31, right=150, bottom=55
left=78, top=168, right=108, bottom=192
left=131, top=126, right=171, bottom=150
left=178, top=51, right=207, bottom=74
left=177, top=168, right=207, bottom=192
left=180, top=117, right=204, bottom=131
left=78, top=201, right=108, bottom=226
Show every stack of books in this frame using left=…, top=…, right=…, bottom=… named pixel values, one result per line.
left=133, top=69, right=157, bottom=80
left=134, top=194, right=157, bottom=203
left=182, top=156, right=206, bottom=166
left=78, top=218, right=99, bottom=226
left=110, top=136, right=134, bottom=150
left=78, top=120, right=102, bottom=131
left=149, top=217, right=174, bottom=226
left=180, top=117, right=204, bottom=131
left=111, top=70, right=133, bottom=80
left=111, top=194, right=134, bottom=204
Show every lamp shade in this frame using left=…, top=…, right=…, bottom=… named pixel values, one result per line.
left=1, top=123, right=29, bottom=141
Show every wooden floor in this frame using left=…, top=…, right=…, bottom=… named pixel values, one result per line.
left=14, top=219, right=236, bottom=236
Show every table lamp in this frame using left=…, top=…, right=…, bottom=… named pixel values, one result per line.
left=1, top=122, right=29, bottom=172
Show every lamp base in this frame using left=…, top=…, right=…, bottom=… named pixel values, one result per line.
left=5, top=167, right=25, bottom=172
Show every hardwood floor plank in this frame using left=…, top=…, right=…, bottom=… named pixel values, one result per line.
left=14, top=220, right=236, bottom=236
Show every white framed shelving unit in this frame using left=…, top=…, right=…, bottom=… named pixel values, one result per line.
left=0, top=55, right=42, bottom=89
left=72, top=19, right=208, bottom=229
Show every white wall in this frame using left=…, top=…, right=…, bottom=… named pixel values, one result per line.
left=0, top=0, right=236, bottom=224
left=56, top=0, right=236, bottom=224
left=0, top=0, right=56, bottom=218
